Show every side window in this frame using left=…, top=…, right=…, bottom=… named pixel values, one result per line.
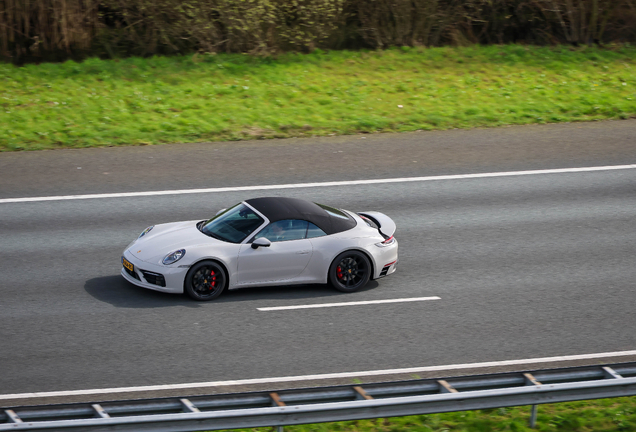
left=306, top=222, right=327, bottom=239
left=257, top=220, right=308, bottom=242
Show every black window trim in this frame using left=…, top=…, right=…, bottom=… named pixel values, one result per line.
left=240, top=202, right=270, bottom=244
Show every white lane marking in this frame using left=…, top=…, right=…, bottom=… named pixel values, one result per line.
left=257, top=296, right=441, bottom=311
left=2, top=350, right=635, bottom=401
left=2, top=164, right=635, bottom=204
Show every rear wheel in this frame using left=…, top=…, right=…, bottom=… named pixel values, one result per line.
left=329, top=251, right=371, bottom=293
left=185, top=261, right=227, bottom=301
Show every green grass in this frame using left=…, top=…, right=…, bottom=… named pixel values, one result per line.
left=226, top=397, right=636, bottom=431
left=1, top=44, right=635, bottom=151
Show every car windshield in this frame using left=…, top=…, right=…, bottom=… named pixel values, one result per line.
left=200, top=203, right=264, bottom=243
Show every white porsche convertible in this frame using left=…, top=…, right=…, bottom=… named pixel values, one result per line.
left=121, top=197, right=398, bottom=301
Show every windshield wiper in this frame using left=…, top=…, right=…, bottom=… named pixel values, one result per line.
left=203, top=230, right=226, bottom=241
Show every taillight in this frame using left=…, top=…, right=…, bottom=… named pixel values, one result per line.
left=376, top=236, right=395, bottom=247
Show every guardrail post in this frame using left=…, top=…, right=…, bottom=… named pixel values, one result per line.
left=603, top=367, right=623, bottom=379
left=437, top=380, right=458, bottom=393
left=271, top=392, right=285, bottom=432
left=354, top=386, right=374, bottom=400
left=3, top=410, right=22, bottom=424
left=91, top=404, right=110, bottom=419
left=524, top=373, right=541, bottom=429
left=529, top=404, right=538, bottom=428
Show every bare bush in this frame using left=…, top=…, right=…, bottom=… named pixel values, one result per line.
left=1, top=0, right=635, bottom=62
left=0, top=0, right=98, bottom=60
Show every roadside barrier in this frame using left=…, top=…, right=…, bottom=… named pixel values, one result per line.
left=2, top=362, right=635, bottom=431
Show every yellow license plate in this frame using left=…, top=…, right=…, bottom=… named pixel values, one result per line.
left=122, top=257, right=134, bottom=272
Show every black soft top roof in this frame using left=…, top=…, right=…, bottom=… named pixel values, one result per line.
left=245, top=197, right=356, bottom=235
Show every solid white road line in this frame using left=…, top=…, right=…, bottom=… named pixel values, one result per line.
left=2, top=164, right=635, bottom=204
left=1, top=350, right=635, bottom=401
left=257, top=296, right=441, bottom=311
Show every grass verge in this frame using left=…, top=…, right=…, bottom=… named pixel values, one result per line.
left=1, top=44, right=635, bottom=151
left=227, top=397, right=636, bottom=431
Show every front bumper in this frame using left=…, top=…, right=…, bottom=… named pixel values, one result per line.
left=121, top=249, right=187, bottom=294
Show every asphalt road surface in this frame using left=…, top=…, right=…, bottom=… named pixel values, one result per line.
left=1, top=120, right=635, bottom=405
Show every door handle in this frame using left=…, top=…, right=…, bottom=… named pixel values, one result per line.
left=297, top=250, right=310, bottom=255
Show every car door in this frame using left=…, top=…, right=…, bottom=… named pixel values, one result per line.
left=237, top=220, right=313, bottom=284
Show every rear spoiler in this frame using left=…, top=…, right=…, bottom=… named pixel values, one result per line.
left=357, top=211, right=396, bottom=238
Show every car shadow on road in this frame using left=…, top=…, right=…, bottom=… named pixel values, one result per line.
left=84, top=275, right=200, bottom=308
left=218, top=280, right=380, bottom=304
left=85, top=275, right=380, bottom=308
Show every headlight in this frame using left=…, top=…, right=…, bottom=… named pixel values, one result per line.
left=162, top=249, right=186, bottom=265
left=139, top=226, right=154, bottom=239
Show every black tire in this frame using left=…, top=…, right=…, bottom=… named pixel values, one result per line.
left=329, top=250, right=371, bottom=293
left=185, top=260, right=227, bottom=301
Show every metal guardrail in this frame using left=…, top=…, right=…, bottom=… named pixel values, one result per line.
left=2, top=362, right=636, bottom=431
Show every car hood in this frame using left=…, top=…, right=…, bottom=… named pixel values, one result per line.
left=129, top=220, right=219, bottom=264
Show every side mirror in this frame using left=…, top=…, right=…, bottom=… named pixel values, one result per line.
left=215, top=208, right=227, bottom=216
left=251, top=237, right=271, bottom=249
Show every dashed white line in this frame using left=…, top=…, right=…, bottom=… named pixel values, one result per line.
left=1, top=164, right=635, bottom=204
left=1, top=350, right=635, bottom=401
left=257, top=296, right=441, bottom=311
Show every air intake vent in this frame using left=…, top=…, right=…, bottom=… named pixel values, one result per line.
left=124, top=266, right=140, bottom=281
left=140, top=270, right=166, bottom=287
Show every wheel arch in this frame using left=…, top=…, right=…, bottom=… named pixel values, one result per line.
left=183, top=257, right=231, bottom=292
left=329, top=247, right=376, bottom=281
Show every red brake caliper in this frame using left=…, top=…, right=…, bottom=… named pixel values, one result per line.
left=210, top=270, right=216, bottom=289
left=336, top=266, right=343, bottom=280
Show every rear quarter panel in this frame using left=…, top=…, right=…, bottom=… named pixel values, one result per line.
left=303, top=227, right=384, bottom=283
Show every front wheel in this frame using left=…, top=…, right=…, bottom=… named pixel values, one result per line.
left=329, top=251, right=371, bottom=293
left=185, top=260, right=227, bottom=301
